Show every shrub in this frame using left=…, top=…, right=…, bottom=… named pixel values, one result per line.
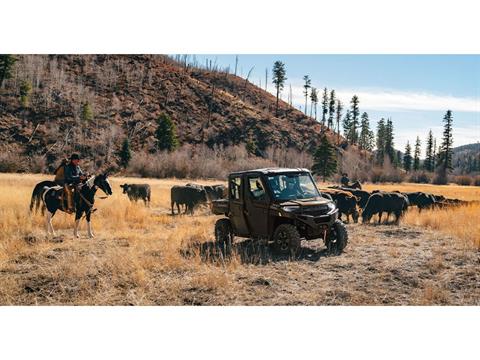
left=474, top=176, right=480, bottom=187
left=0, top=152, right=25, bottom=173
left=408, top=171, right=432, bottom=184
left=28, top=155, right=47, bottom=173
left=432, top=171, right=448, bottom=185
left=452, top=175, right=473, bottom=186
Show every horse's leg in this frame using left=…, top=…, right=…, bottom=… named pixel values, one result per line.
left=86, top=211, right=94, bottom=238
left=74, top=211, right=82, bottom=238
left=46, top=211, right=56, bottom=237
left=377, top=212, right=382, bottom=224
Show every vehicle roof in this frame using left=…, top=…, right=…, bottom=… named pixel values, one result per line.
left=229, top=168, right=311, bottom=176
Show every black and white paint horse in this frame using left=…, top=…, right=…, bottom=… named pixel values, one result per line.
left=39, top=174, right=112, bottom=238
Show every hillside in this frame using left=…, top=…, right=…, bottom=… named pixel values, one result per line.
left=0, top=55, right=338, bottom=172
left=453, top=142, right=480, bottom=174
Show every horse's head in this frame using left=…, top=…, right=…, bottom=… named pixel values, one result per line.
left=94, top=173, right=113, bottom=196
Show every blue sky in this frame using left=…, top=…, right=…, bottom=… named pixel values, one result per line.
left=192, top=55, right=479, bottom=155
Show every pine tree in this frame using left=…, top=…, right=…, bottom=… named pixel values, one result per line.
left=321, top=87, right=328, bottom=127
left=272, top=61, right=287, bottom=117
left=335, top=100, right=343, bottom=145
left=19, top=80, right=32, bottom=108
left=375, top=118, right=386, bottom=165
left=350, top=95, right=360, bottom=145
left=359, top=112, right=374, bottom=151
left=119, top=138, right=132, bottom=168
left=310, top=87, right=318, bottom=120
left=433, top=137, right=437, bottom=169
left=343, top=110, right=352, bottom=141
left=81, top=103, right=93, bottom=122
left=403, top=141, right=412, bottom=171
left=303, top=75, right=311, bottom=115
left=0, top=55, right=17, bottom=87
left=328, top=89, right=336, bottom=129
left=312, top=133, right=338, bottom=181
left=439, top=110, right=454, bottom=171
left=385, top=118, right=395, bottom=164
left=413, top=136, right=421, bottom=171
left=155, top=113, right=179, bottom=151
left=424, top=129, right=434, bottom=172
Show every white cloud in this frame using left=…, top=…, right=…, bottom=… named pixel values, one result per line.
left=275, top=84, right=480, bottom=113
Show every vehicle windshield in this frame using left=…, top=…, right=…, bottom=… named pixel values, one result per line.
left=265, top=172, right=320, bottom=201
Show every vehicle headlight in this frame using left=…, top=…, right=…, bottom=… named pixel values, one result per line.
left=282, top=206, right=300, bottom=212
left=327, top=202, right=336, bottom=213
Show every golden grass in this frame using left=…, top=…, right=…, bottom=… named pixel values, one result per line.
left=0, top=173, right=478, bottom=305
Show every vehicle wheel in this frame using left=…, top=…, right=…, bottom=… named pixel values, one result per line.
left=272, top=223, right=301, bottom=256
left=214, top=218, right=234, bottom=256
left=326, top=220, right=348, bottom=255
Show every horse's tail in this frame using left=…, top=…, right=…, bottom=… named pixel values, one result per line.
left=30, top=184, right=43, bottom=213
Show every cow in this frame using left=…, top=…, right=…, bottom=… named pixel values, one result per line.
left=322, top=189, right=359, bottom=223
left=362, top=192, right=409, bottom=225
left=186, top=183, right=227, bottom=201
left=403, top=192, right=436, bottom=212
left=340, top=188, right=371, bottom=208
left=120, top=184, right=151, bottom=206
left=171, top=185, right=208, bottom=215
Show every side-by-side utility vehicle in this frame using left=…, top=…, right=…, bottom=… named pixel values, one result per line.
left=212, top=168, right=348, bottom=255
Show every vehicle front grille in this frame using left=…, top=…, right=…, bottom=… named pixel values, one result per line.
left=302, top=206, right=329, bottom=217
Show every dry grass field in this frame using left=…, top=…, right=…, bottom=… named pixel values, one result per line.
left=0, top=173, right=478, bottom=305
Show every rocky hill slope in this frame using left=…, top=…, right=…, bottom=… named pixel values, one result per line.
left=0, top=55, right=337, bottom=172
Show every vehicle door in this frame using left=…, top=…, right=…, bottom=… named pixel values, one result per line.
left=244, top=175, right=269, bottom=237
left=228, top=175, right=249, bottom=237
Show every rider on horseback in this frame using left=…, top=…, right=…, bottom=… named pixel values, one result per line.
left=54, top=153, right=87, bottom=213
left=340, top=173, right=350, bottom=187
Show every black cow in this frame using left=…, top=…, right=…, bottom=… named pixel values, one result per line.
left=362, top=192, right=409, bottom=224
left=171, top=185, right=208, bottom=215
left=403, top=192, right=436, bottom=211
left=322, top=189, right=359, bottom=223
left=340, top=188, right=371, bottom=208
left=186, top=183, right=227, bottom=201
left=120, top=184, right=151, bottom=206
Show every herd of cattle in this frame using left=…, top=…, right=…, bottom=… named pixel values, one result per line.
left=323, top=186, right=469, bottom=224
left=119, top=181, right=469, bottom=224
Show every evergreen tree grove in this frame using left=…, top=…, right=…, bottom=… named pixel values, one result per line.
left=155, top=113, right=179, bottom=151
left=312, top=133, right=338, bottom=181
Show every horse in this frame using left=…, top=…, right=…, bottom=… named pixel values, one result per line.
left=40, top=174, right=112, bottom=238
left=349, top=180, right=362, bottom=189
left=30, top=180, right=57, bottom=214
